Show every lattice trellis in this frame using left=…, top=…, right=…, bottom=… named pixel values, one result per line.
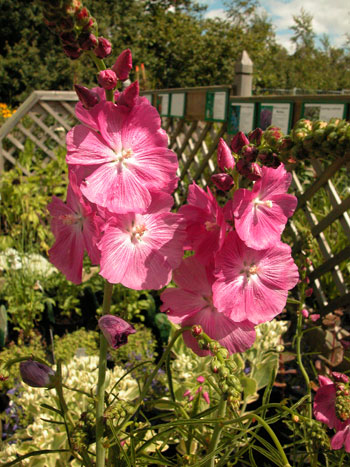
left=0, top=91, right=78, bottom=175
left=1, top=90, right=349, bottom=313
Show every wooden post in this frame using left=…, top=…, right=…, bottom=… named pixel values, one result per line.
left=234, top=50, right=253, bottom=97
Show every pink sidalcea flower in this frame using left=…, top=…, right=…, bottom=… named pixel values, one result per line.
left=66, top=101, right=178, bottom=214
left=98, top=193, right=186, bottom=290
left=48, top=172, right=102, bottom=284
left=179, top=183, right=226, bottom=265
left=213, top=231, right=299, bottom=325
left=314, top=375, right=347, bottom=431
left=331, top=422, right=350, bottom=452
left=230, top=164, right=297, bottom=250
left=160, top=256, right=256, bottom=356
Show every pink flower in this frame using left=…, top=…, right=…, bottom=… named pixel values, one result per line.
left=217, top=138, right=235, bottom=171
left=313, top=375, right=345, bottom=431
left=48, top=172, right=102, bottom=284
left=98, top=315, right=136, bottom=349
left=331, top=422, right=350, bottom=452
left=97, top=69, right=118, bottom=90
left=310, top=313, right=320, bottom=322
left=179, top=183, right=226, bottom=265
left=66, top=101, right=178, bottom=214
left=112, top=49, right=132, bottom=81
left=231, top=164, right=297, bottom=250
left=160, top=256, right=256, bottom=356
left=98, top=194, right=186, bottom=290
left=213, top=231, right=299, bottom=325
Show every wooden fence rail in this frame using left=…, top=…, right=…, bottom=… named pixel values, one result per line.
left=0, top=89, right=349, bottom=313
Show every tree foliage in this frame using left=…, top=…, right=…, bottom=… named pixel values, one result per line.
left=1, top=0, right=349, bottom=105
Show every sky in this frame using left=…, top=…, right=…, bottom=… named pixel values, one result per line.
left=199, top=0, right=350, bottom=53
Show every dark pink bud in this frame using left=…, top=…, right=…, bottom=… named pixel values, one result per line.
left=301, top=308, right=309, bottom=318
left=230, top=132, right=249, bottom=154
left=97, top=69, right=118, bottom=90
left=191, top=325, right=202, bottom=336
left=76, top=7, right=89, bottom=26
left=98, top=315, right=136, bottom=349
left=247, top=163, right=262, bottom=181
left=211, top=173, right=234, bottom=191
left=62, top=45, right=83, bottom=60
left=78, top=32, right=98, bottom=51
left=94, top=37, right=112, bottom=59
left=310, top=313, right=320, bottom=322
left=112, top=49, right=132, bottom=81
left=60, top=31, right=78, bottom=46
left=183, top=389, right=191, bottom=398
left=242, top=144, right=258, bottom=162
left=332, top=372, right=349, bottom=384
left=74, top=84, right=100, bottom=109
left=197, top=376, right=205, bottom=383
left=83, top=17, right=97, bottom=31
left=20, top=360, right=56, bottom=388
left=248, top=128, right=263, bottom=145
left=305, top=288, right=313, bottom=297
left=202, top=391, right=210, bottom=404
left=115, top=81, right=139, bottom=108
left=217, top=138, right=235, bottom=171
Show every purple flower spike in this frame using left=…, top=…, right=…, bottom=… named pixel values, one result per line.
left=20, top=361, right=56, bottom=388
left=98, top=315, right=136, bottom=349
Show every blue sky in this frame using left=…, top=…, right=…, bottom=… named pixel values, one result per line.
left=199, top=0, right=350, bottom=53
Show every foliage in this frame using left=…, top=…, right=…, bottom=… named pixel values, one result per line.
left=1, top=356, right=140, bottom=466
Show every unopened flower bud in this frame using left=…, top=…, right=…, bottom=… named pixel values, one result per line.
left=94, top=37, right=112, bottom=59
left=197, top=376, right=205, bottom=383
left=332, top=372, right=349, bottom=384
left=63, top=45, right=83, bottom=60
left=292, top=415, right=299, bottom=423
left=98, top=69, right=118, bottom=90
left=112, top=49, right=132, bottom=81
left=230, top=132, right=249, bottom=154
left=217, top=138, right=235, bottom=171
left=74, top=84, right=100, bottom=109
left=115, top=81, right=139, bottom=108
left=20, top=360, right=56, bottom=388
left=305, top=288, right=313, bottom=297
left=242, top=144, right=258, bottom=162
left=248, top=128, right=263, bottom=145
left=78, top=32, right=98, bottom=50
left=98, top=315, right=136, bottom=349
left=301, top=308, right=309, bottom=318
left=310, top=313, right=320, bottom=322
left=202, top=391, right=210, bottom=404
left=191, top=325, right=202, bottom=336
left=211, top=173, right=234, bottom=191
left=76, top=7, right=90, bottom=26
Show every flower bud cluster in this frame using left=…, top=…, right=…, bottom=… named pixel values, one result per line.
left=280, top=118, right=350, bottom=161
left=288, top=416, right=329, bottom=449
left=104, top=399, right=134, bottom=423
left=71, top=402, right=96, bottom=452
left=212, top=126, right=285, bottom=190
left=334, top=375, right=350, bottom=421
left=191, top=326, right=242, bottom=405
left=252, top=320, right=288, bottom=354
left=37, top=0, right=111, bottom=60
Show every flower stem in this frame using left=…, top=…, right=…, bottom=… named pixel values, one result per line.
left=205, top=397, right=227, bottom=467
left=96, top=281, right=114, bottom=467
left=296, top=312, right=312, bottom=418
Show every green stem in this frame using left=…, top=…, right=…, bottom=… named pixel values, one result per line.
left=96, top=281, right=114, bottom=467
left=251, top=414, right=290, bottom=467
left=296, top=312, right=312, bottom=418
left=205, top=397, right=227, bottom=467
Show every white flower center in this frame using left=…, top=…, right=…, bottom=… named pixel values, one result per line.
left=130, top=224, right=146, bottom=242
left=253, top=198, right=273, bottom=208
left=114, top=148, right=133, bottom=168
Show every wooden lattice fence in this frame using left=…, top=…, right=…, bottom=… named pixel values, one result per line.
left=0, top=90, right=349, bottom=313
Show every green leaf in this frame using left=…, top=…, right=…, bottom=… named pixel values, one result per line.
left=240, top=375, right=258, bottom=401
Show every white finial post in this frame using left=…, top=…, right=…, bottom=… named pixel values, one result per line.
left=234, top=50, right=253, bottom=96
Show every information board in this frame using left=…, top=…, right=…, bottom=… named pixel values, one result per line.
left=302, top=103, right=347, bottom=121
left=156, top=93, right=170, bottom=116
left=258, top=103, right=292, bottom=134
left=205, top=91, right=228, bottom=122
left=142, top=94, right=153, bottom=105
left=228, top=103, right=255, bottom=134
left=170, top=92, right=186, bottom=118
